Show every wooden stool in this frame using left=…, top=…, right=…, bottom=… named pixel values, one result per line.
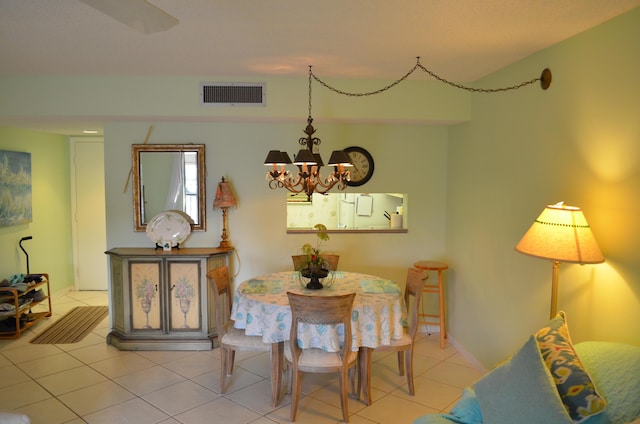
left=413, top=260, right=448, bottom=348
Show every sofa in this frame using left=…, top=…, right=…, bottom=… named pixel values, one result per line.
left=414, top=312, right=640, bottom=424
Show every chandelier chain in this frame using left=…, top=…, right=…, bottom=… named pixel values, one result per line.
left=310, top=57, right=543, bottom=96
left=307, top=65, right=313, bottom=116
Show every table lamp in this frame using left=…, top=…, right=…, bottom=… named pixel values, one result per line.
left=213, top=177, right=237, bottom=249
left=515, top=201, right=604, bottom=318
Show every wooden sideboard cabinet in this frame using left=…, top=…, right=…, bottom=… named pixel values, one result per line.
left=106, top=247, right=232, bottom=350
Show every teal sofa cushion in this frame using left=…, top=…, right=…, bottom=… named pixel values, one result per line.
left=577, top=341, right=640, bottom=424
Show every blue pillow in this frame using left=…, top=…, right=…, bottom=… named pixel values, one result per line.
left=474, top=335, right=573, bottom=424
left=536, top=312, right=607, bottom=422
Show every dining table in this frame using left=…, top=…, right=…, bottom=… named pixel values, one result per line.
left=231, top=270, right=406, bottom=405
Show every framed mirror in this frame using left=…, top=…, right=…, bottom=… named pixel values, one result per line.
left=132, top=144, right=206, bottom=231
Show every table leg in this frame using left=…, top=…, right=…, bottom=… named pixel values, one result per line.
left=359, top=347, right=372, bottom=406
left=271, top=341, right=284, bottom=407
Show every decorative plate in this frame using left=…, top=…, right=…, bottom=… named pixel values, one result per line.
left=146, top=211, right=192, bottom=246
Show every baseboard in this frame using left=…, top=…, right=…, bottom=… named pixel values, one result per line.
left=418, top=326, right=487, bottom=374
left=419, top=324, right=441, bottom=334
left=446, top=336, right=487, bottom=374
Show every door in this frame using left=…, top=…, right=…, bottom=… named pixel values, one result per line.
left=168, top=260, right=201, bottom=331
left=70, top=138, right=108, bottom=290
left=129, top=261, right=162, bottom=331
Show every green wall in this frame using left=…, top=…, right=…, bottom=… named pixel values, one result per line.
left=0, top=127, right=74, bottom=294
left=103, top=121, right=450, bottom=290
left=446, top=8, right=640, bottom=367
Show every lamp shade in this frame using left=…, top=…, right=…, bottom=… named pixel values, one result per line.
left=328, top=150, right=353, bottom=166
left=515, top=202, right=604, bottom=264
left=293, top=149, right=317, bottom=165
left=213, top=177, right=237, bottom=209
left=264, top=150, right=284, bottom=165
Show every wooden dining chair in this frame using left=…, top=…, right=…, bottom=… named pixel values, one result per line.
left=358, top=267, right=427, bottom=405
left=207, top=266, right=283, bottom=406
left=285, top=292, right=357, bottom=423
left=291, top=255, right=308, bottom=271
left=320, top=254, right=340, bottom=271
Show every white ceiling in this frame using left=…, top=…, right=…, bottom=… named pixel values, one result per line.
left=1, top=0, right=639, bottom=135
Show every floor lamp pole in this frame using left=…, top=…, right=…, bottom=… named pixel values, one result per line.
left=550, top=261, right=561, bottom=319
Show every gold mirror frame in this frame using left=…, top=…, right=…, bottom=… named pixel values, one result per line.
left=132, top=144, right=206, bottom=232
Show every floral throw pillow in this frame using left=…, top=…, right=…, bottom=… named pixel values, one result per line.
left=535, top=311, right=607, bottom=422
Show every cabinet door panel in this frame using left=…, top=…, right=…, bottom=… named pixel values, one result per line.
left=130, top=262, right=162, bottom=330
left=168, top=261, right=201, bottom=331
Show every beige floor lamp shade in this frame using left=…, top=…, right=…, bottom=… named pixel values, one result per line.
left=515, top=202, right=604, bottom=318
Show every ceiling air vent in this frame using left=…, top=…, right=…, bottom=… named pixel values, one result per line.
left=200, top=82, right=265, bottom=106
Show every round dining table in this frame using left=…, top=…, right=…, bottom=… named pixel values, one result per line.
left=232, top=271, right=405, bottom=349
left=231, top=270, right=406, bottom=405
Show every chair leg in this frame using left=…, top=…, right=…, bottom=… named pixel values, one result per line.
left=406, top=348, right=415, bottom=396
left=290, top=367, right=302, bottom=423
left=227, top=350, right=236, bottom=375
left=397, top=351, right=405, bottom=376
left=339, top=366, right=350, bottom=423
left=220, top=346, right=228, bottom=393
left=348, top=365, right=357, bottom=398
left=285, top=359, right=292, bottom=395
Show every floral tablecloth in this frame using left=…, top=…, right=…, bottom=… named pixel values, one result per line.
left=231, top=271, right=405, bottom=352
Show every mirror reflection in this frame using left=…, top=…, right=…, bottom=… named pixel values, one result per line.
left=287, top=192, right=406, bottom=231
left=132, top=144, right=206, bottom=231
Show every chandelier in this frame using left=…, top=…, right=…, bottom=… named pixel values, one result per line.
left=264, top=66, right=352, bottom=201
left=265, top=58, right=552, bottom=200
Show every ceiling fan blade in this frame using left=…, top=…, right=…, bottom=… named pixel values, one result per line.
left=78, top=0, right=178, bottom=34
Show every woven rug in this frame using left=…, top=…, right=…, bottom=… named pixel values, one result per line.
left=30, top=306, right=108, bottom=344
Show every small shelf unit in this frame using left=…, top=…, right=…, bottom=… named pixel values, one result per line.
left=0, top=273, right=52, bottom=339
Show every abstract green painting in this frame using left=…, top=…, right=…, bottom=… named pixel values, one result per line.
left=0, top=150, right=32, bottom=227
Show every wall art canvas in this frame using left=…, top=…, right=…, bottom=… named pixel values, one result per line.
left=0, top=150, right=32, bottom=227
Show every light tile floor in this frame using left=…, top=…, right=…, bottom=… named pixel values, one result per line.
left=0, top=291, right=484, bottom=424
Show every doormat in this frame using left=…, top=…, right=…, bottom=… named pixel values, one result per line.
left=30, top=306, right=108, bottom=344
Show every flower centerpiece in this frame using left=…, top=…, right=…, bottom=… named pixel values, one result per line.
left=301, top=223, right=330, bottom=273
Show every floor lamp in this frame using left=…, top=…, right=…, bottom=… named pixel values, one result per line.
left=213, top=177, right=237, bottom=249
left=515, top=202, right=604, bottom=318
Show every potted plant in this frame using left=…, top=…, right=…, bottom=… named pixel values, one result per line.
left=301, top=223, right=330, bottom=273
